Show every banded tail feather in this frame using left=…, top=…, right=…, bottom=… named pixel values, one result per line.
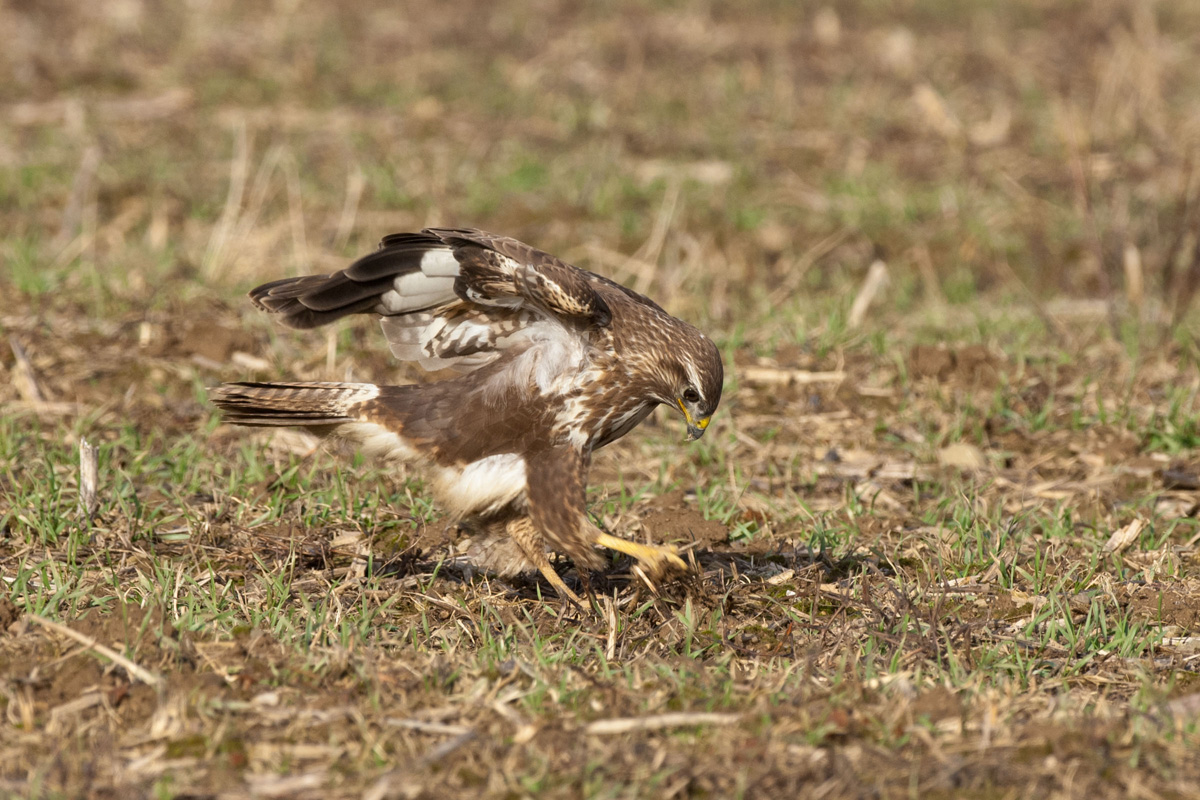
left=211, top=381, right=379, bottom=427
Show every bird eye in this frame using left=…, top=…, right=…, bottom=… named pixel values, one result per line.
left=682, top=387, right=700, bottom=403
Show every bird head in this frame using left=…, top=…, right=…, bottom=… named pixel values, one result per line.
left=662, top=332, right=724, bottom=441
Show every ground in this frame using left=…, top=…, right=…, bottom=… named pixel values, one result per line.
left=3, top=1, right=1200, bottom=798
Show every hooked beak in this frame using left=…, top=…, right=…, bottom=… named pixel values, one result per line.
left=677, top=399, right=711, bottom=442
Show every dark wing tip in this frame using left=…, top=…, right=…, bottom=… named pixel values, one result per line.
left=247, top=275, right=383, bottom=329
left=379, top=230, right=447, bottom=250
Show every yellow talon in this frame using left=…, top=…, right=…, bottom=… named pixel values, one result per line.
left=595, top=532, right=688, bottom=578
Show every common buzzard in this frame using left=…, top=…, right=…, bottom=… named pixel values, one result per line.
left=212, top=228, right=724, bottom=604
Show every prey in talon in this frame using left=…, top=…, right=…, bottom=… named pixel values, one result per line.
left=212, top=228, right=722, bottom=605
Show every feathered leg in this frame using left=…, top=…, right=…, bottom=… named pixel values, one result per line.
left=506, top=517, right=583, bottom=607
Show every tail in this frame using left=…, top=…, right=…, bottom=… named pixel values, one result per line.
left=211, top=381, right=381, bottom=427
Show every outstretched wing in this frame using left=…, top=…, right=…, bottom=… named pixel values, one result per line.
left=248, top=228, right=611, bottom=373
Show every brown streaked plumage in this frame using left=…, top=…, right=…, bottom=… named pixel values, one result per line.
left=212, top=227, right=723, bottom=605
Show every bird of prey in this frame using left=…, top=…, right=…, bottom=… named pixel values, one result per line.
left=212, top=228, right=723, bottom=605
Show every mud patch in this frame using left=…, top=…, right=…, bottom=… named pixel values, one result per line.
left=0, top=595, right=19, bottom=631
left=143, top=310, right=257, bottom=365
left=1118, top=583, right=1200, bottom=631
left=909, top=343, right=1002, bottom=385
left=1, top=604, right=182, bottom=728
left=638, top=490, right=729, bottom=548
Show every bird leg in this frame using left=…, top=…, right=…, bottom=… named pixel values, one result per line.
left=506, top=517, right=584, bottom=607
left=594, top=532, right=687, bottom=580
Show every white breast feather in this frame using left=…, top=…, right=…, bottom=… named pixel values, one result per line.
left=335, top=423, right=527, bottom=516
left=337, top=421, right=420, bottom=462
left=435, top=453, right=528, bottom=517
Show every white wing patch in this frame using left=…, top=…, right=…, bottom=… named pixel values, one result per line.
left=380, top=306, right=584, bottom=380
left=381, top=314, right=504, bottom=372
left=376, top=273, right=455, bottom=314
left=418, top=249, right=462, bottom=277
left=373, top=249, right=462, bottom=314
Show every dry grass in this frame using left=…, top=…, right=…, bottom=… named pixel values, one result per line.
left=4, top=1, right=1200, bottom=798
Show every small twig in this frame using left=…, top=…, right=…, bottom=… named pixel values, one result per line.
left=634, top=177, right=681, bottom=269
left=283, top=150, right=310, bottom=273
left=767, top=227, right=850, bottom=305
left=203, top=118, right=250, bottom=278
left=9, top=336, right=46, bottom=403
left=605, top=594, right=618, bottom=661
left=847, top=260, right=890, bottom=328
left=244, top=772, right=326, bottom=798
left=47, top=691, right=105, bottom=734
left=1103, top=518, right=1145, bottom=555
left=1171, top=230, right=1200, bottom=329
left=995, top=257, right=1072, bottom=342
left=26, top=614, right=165, bottom=690
left=333, top=166, right=365, bottom=251
left=362, top=730, right=478, bottom=800
left=1160, top=148, right=1196, bottom=327
left=422, top=730, right=478, bottom=762
left=740, top=367, right=846, bottom=386
left=78, top=437, right=99, bottom=520
left=1123, top=243, right=1144, bottom=313
left=54, top=145, right=101, bottom=250
left=912, top=243, right=947, bottom=307
left=583, top=712, right=742, bottom=735
left=383, top=718, right=472, bottom=736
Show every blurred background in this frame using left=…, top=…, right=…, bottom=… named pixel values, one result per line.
left=3, top=0, right=1200, bottom=374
